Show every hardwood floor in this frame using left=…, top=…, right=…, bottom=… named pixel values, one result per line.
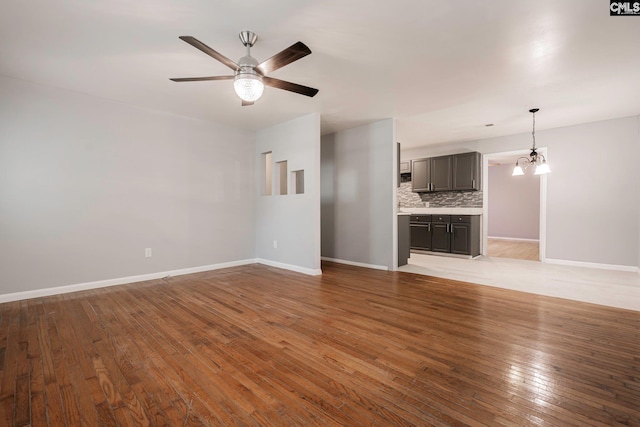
left=1, top=262, right=639, bottom=426
left=487, top=238, right=539, bottom=261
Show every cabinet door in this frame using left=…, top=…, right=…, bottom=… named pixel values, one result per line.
left=431, top=223, right=450, bottom=252
left=431, top=156, right=453, bottom=191
left=398, top=215, right=411, bottom=266
left=411, top=159, right=431, bottom=192
left=451, top=223, right=471, bottom=255
left=453, top=152, right=480, bottom=191
left=410, top=224, right=431, bottom=250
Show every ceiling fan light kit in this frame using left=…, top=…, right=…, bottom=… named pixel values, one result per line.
left=512, top=108, right=551, bottom=176
left=234, top=31, right=264, bottom=102
left=171, top=30, right=318, bottom=106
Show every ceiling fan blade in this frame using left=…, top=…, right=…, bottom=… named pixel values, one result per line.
left=242, top=100, right=254, bottom=107
left=179, top=36, right=238, bottom=71
left=263, top=76, right=319, bottom=97
left=170, top=76, right=234, bottom=82
left=256, top=42, right=312, bottom=74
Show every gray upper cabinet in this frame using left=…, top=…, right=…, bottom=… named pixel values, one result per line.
left=453, top=152, right=481, bottom=191
left=431, top=156, right=453, bottom=191
left=411, top=158, right=431, bottom=192
left=411, top=151, right=481, bottom=193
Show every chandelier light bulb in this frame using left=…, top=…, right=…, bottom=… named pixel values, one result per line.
left=512, top=165, right=525, bottom=176
left=534, top=162, right=551, bottom=175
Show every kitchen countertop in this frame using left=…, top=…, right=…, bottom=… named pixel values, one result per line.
left=399, top=207, right=483, bottom=215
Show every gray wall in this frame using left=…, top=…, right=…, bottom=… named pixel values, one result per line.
left=0, top=75, right=256, bottom=294
left=321, top=119, right=396, bottom=269
left=488, top=164, right=540, bottom=240
left=255, top=113, right=321, bottom=273
left=403, top=115, right=640, bottom=267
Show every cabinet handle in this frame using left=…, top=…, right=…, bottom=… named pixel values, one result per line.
left=472, top=179, right=476, bottom=188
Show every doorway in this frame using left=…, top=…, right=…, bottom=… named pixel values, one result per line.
left=482, top=149, right=548, bottom=262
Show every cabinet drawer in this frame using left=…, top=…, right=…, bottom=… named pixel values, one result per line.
left=451, top=215, right=471, bottom=223
left=432, top=215, right=450, bottom=223
left=410, top=215, right=431, bottom=223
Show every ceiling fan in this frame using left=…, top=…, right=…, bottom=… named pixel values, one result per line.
left=170, top=31, right=319, bottom=106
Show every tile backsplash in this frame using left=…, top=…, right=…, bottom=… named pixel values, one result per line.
left=398, top=181, right=483, bottom=208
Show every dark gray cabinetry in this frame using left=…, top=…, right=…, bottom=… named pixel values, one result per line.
left=430, top=215, right=451, bottom=253
left=450, top=215, right=480, bottom=256
left=409, top=214, right=480, bottom=256
left=453, top=152, right=481, bottom=191
left=431, top=156, right=453, bottom=191
left=411, top=152, right=481, bottom=193
left=411, top=159, right=431, bottom=192
left=398, top=214, right=410, bottom=266
left=451, top=223, right=470, bottom=254
left=409, top=215, right=431, bottom=251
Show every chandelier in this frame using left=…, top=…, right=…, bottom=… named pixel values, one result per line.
left=512, top=108, right=551, bottom=176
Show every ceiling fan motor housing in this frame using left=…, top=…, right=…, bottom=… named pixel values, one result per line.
left=235, top=55, right=262, bottom=84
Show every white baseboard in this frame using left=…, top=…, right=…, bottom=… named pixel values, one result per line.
left=0, top=259, right=257, bottom=304
left=256, top=259, right=322, bottom=276
left=488, top=236, right=540, bottom=243
left=545, top=258, right=639, bottom=273
left=321, top=257, right=388, bottom=271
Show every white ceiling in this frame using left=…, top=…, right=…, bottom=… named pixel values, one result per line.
left=2, top=1, right=639, bottom=149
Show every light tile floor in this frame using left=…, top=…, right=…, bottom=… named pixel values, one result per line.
left=399, top=253, right=640, bottom=312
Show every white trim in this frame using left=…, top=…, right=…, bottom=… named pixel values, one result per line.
left=488, top=236, right=540, bottom=243
left=321, top=257, right=388, bottom=271
left=538, top=148, right=548, bottom=262
left=482, top=149, right=548, bottom=261
left=391, top=133, right=399, bottom=271
left=545, top=258, right=639, bottom=273
left=256, top=258, right=322, bottom=276
left=0, top=259, right=257, bottom=303
left=482, top=154, right=489, bottom=255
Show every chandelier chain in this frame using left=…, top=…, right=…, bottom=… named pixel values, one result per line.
left=532, top=110, right=536, bottom=151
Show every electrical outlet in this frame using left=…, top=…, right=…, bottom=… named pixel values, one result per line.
left=145, top=248, right=152, bottom=258
left=424, top=202, right=430, bottom=208
left=273, top=240, right=278, bottom=249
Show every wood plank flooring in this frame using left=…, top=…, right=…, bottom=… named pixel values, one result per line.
left=487, top=238, right=540, bottom=261
left=0, top=262, right=639, bottom=426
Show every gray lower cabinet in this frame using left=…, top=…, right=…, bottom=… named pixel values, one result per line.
left=409, top=215, right=431, bottom=251
left=409, top=214, right=480, bottom=256
left=450, top=215, right=480, bottom=255
left=430, top=215, right=451, bottom=252
left=398, top=214, right=410, bottom=266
